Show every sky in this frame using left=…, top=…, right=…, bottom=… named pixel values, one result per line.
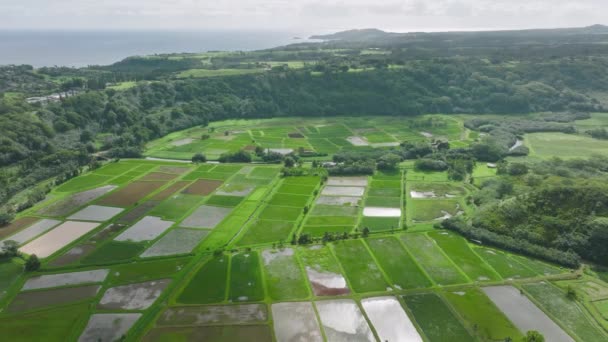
left=1, top=0, right=607, bottom=33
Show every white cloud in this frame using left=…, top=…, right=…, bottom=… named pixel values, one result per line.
left=0, top=0, right=606, bottom=31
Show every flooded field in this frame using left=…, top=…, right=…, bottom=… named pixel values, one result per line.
left=347, top=136, right=370, bottom=146
left=48, top=244, right=96, bottom=266
left=306, top=267, right=350, bottom=296
left=362, top=207, right=401, bottom=217
left=99, top=279, right=170, bottom=310
left=22, top=269, right=109, bottom=290
left=180, top=205, right=232, bottom=229
left=322, top=186, right=365, bottom=197
left=158, top=304, right=267, bottom=326
left=361, top=297, right=422, bottom=342
left=114, top=216, right=174, bottom=242
left=1, top=219, right=60, bottom=245
left=7, top=285, right=100, bottom=313
left=483, top=286, right=573, bottom=342
left=118, top=201, right=160, bottom=224
left=316, top=299, right=375, bottom=342
left=20, top=221, right=100, bottom=258
left=316, top=196, right=360, bottom=206
left=144, top=325, right=272, bottom=342
left=37, top=185, right=117, bottom=217
left=272, top=302, right=323, bottom=342
left=327, top=177, right=369, bottom=187
left=78, top=313, right=141, bottom=342
left=140, top=228, right=208, bottom=257
left=68, top=205, right=124, bottom=222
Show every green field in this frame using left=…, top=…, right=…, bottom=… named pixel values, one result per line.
left=332, top=240, right=388, bottom=293
left=474, top=247, right=538, bottom=279
left=429, top=231, right=500, bottom=282
left=228, top=252, right=265, bottom=302
left=404, top=293, right=473, bottom=342
left=177, top=256, right=228, bottom=304
left=262, top=248, right=309, bottom=300
left=525, top=132, right=608, bottom=159
left=401, top=234, right=468, bottom=285
left=445, top=288, right=523, bottom=341
left=523, top=282, right=607, bottom=342
left=366, top=237, right=432, bottom=289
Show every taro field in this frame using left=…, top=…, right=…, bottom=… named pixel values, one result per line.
left=1, top=120, right=607, bottom=341
left=145, top=115, right=465, bottom=161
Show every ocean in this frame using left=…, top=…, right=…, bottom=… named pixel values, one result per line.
left=0, top=30, right=308, bottom=68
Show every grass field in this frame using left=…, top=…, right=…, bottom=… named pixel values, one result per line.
left=228, top=252, right=265, bottom=302
left=401, top=234, right=468, bottom=285
left=525, top=132, right=608, bottom=159
left=177, top=256, right=228, bottom=304
left=475, top=247, right=538, bottom=279
left=444, top=288, right=523, bottom=341
left=366, top=237, right=432, bottom=289
left=410, top=199, right=461, bottom=222
left=404, top=293, right=473, bottom=342
left=332, top=240, right=388, bottom=293
left=523, top=282, right=607, bottom=342
left=429, top=231, right=500, bottom=282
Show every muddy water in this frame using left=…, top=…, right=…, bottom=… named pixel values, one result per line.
left=306, top=267, right=350, bottom=296
left=272, top=302, right=323, bottom=342
left=361, top=296, right=423, bottom=342
left=315, top=299, right=375, bottom=342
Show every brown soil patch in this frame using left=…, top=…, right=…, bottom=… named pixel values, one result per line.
left=288, top=132, right=305, bottom=138
left=7, top=285, right=100, bottom=313
left=98, top=181, right=166, bottom=207
left=157, top=166, right=191, bottom=174
left=152, top=181, right=191, bottom=201
left=0, top=217, right=38, bottom=240
left=144, top=325, right=272, bottom=342
left=243, top=145, right=257, bottom=151
left=118, top=201, right=160, bottom=224
left=310, top=281, right=351, bottom=296
left=182, top=179, right=223, bottom=196
left=140, top=172, right=178, bottom=181
left=48, top=243, right=96, bottom=267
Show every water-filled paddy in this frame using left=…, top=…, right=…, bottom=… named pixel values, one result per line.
left=114, top=216, right=174, bottom=242
left=20, top=221, right=100, bottom=258
left=1, top=218, right=60, bottom=245
left=68, top=205, right=124, bottom=222
left=272, top=302, right=323, bottom=342
left=157, top=304, right=267, bottom=326
left=78, top=313, right=142, bottom=342
left=316, top=299, right=375, bottom=341
left=22, top=269, right=109, bottom=290
left=361, top=296, right=423, bottom=342
left=99, top=279, right=170, bottom=310
left=140, top=228, right=208, bottom=257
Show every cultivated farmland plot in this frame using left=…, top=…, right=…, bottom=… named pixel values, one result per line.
left=483, top=286, right=574, bottom=342
left=322, top=186, right=365, bottom=197
left=20, top=221, right=100, bottom=258
left=261, top=248, right=308, bottom=300
left=1, top=218, right=60, bottom=245
left=272, top=302, right=323, bottom=342
left=22, top=269, right=109, bottom=290
left=299, top=246, right=350, bottom=296
left=140, top=228, right=208, bottom=257
left=315, top=299, right=375, bottom=342
left=99, top=279, right=170, bottom=310
left=79, top=313, right=142, bottom=342
left=37, top=185, right=117, bottom=217
left=68, top=205, right=124, bottom=222
left=114, top=216, right=174, bottom=242
left=157, top=304, right=267, bottom=326
left=7, top=285, right=101, bottom=313
left=361, top=296, right=423, bottom=342
left=404, top=293, right=473, bottom=342
left=180, top=205, right=232, bottom=229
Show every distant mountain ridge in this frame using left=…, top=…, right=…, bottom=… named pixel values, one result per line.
left=310, top=24, right=608, bottom=42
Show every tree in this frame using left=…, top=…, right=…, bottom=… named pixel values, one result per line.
left=1, top=240, right=19, bottom=258
left=0, top=210, right=14, bottom=226
left=191, top=153, right=206, bottom=163
left=25, top=254, right=41, bottom=271
left=362, top=227, right=370, bottom=238
left=525, top=330, right=545, bottom=342
left=284, top=156, right=296, bottom=168
left=377, top=153, right=401, bottom=170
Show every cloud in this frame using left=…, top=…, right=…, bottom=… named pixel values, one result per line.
left=0, top=0, right=606, bottom=31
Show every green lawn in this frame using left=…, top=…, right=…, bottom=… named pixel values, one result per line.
left=237, top=220, right=294, bottom=246
left=525, top=132, right=608, bottom=159
left=305, top=216, right=356, bottom=226
left=108, top=258, right=190, bottom=285
left=404, top=293, right=473, bottom=342
left=365, top=196, right=401, bottom=208
left=268, top=194, right=310, bottom=208
left=410, top=199, right=461, bottom=222
left=401, top=234, right=468, bottom=285
left=228, top=252, right=265, bottom=302
left=366, top=237, right=432, bottom=289
left=444, top=288, right=523, bottom=341
left=0, top=261, right=23, bottom=299
left=258, top=205, right=302, bottom=221
left=360, top=216, right=400, bottom=232
left=205, top=195, right=244, bottom=207
left=55, top=174, right=112, bottom=193
left=177, top=255, right=228, bottom=304
left=332, top=240, right=388, bottom=293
